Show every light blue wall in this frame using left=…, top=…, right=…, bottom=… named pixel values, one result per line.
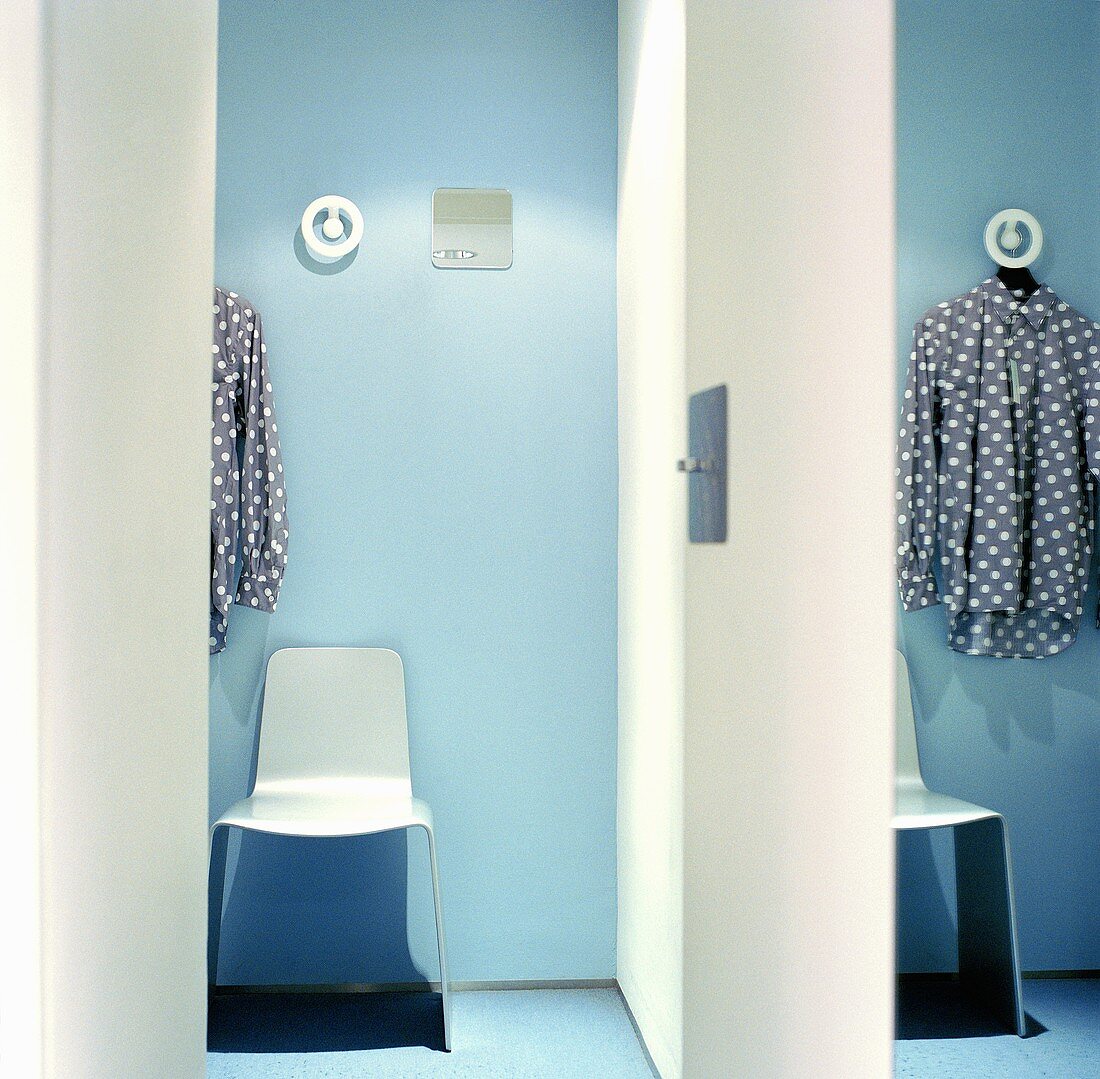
left=897, top=0, right=1100, bottom=972
left=211, top=0, right=618, bottom=984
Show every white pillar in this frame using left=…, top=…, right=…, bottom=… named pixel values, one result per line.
left=3, top=3, right=218, bottom=1075
left=682, top=3, right=896, bottom=1076
left=0, top=4, right=46, bottom=1074
left=617, top=1, right=687, bottom=1075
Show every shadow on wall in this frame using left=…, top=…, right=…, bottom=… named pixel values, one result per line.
left=209, top=620, right=426, bottom=988
left=293, top=227, right=359, bottom=276
left=896, top=830, right=958, bottom=972
left=908, top=642, right=1063, bottom=754
left=217, top=831, right=425, bottom=985
left=899, top=590, right=1100, bottom=972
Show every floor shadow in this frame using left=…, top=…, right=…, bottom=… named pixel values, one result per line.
left=208, top=990, right=446, bottom=1053
left=895, top=979, right=1046, bottom=1040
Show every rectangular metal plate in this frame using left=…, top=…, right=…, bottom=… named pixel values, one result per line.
left=688, top=384, right=727, bottom=543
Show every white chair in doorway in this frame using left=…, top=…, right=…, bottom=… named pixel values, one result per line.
left=208, top=647, right=451, bottom=1051
left=894, top=649, right=1026, bottom=1037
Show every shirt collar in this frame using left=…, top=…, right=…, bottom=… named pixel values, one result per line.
left=982, top=276, right=1058, bottom=331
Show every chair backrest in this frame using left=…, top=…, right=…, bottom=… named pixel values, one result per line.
left=254, top=647, right=412, bottom=795
left=895, top=649, right=925, bottom=786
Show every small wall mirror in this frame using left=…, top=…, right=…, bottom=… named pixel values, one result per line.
left=432, top=188, right=513, bottom=269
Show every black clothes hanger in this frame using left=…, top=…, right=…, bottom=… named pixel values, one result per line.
left=997, top=264, right=1039, bottom=299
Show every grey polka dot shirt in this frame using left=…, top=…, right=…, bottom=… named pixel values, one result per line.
left=210, top=288, right=288, bottom=653
left=897, top=276, right=1100, bottom=658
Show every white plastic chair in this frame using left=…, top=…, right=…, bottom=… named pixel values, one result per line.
left=208, top=647, right=451, bottom=1050
left=894, top=649, right=1025, bottom=1037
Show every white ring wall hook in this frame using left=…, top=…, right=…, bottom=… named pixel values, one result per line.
left=301, top=195, right=364, bottom=262
left=984, top=208, right=1043, bottom=269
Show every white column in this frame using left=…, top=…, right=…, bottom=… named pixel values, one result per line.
left=682, top=3, right=896, bottom=1076
left=0, top=3, right=46, bottom=1074
left=617, top=2, right=687, bottom=1076
left=17, top=3, right=218, bottom=1076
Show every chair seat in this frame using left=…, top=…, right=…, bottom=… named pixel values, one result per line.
left=893, top=783, right=1000, bottom=831
left=213, top=787, right=434, bottom=838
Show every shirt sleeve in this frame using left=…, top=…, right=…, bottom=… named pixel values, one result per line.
left=234, top=307, right=289, bottom=613
left=1083, top=338, right=1100, bottom=628
left=896, top=319, right=941, bottom=611
left=1083, top=335, right=1100, bottom=483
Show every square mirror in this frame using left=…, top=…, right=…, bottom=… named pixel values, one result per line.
left=432, top=188, right=512, bottom=270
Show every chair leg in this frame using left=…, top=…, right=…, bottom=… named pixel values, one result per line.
left=419, top=823, right=451, bottom=1051
left=954, top=817, right=1026, bottom=1037
left=208, top=825, right=230, bottom=995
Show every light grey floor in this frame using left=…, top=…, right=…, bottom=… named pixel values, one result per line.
left=208, top=988, right=655, bottom=1079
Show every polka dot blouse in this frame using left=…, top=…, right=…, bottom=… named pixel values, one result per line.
left=210, top=287, right=289, bottom=653
left=897, top=276, right=1100, bottom=658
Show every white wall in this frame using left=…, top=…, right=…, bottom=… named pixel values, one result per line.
left=681, top=3, right=896, bottom=1076
left=27, top=3, right=218, bottom=1076
left=617, top=2, right=686, bottom=1076
left=0, top=3, right=45, bottom=1074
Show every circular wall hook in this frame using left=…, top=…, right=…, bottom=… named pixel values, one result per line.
left=300, top=195, right=364, bottom=263
left=984, top=208, right=1043, bottom=269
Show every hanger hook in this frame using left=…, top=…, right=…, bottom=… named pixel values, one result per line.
left=1001, top=219, right=1022, bottom=254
